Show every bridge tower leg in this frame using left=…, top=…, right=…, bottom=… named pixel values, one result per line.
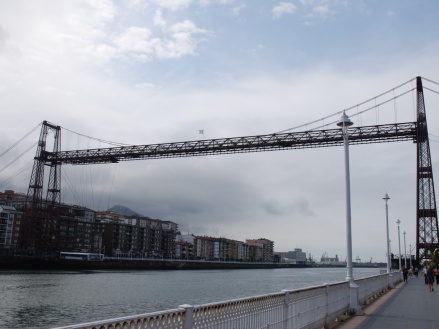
left=46, top=124, right=61, bottom=207
left=415, top=76, right=439, bottom=264
left=19, top=121, right=61, bottom=256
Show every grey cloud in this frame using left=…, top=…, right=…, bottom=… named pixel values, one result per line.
left=261, top=197, right=315, bottom=217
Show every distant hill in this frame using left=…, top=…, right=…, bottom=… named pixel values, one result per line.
left=108, top=205, right=143, bottom=217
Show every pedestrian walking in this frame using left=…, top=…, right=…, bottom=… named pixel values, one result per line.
left=402, top=265, right=408, bottom=282
left=423, top=266, right=428, bottom=284
left=435, top=266, right=439, bottom=285
left=427, top=265, right=435, bottom=292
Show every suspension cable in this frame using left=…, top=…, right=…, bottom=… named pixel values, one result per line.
left=0, top=122, right=41, bottom=159
left=280, top=88, right=415, bottom=132
left=0, top=142, right=38, bottom=175
left=61, top=126, right=131, bottom=147
left=424, top=86, right=439, bottom=95
left=421, top=77, right=439, bottom=86
left=0, top=160, right=33, bottom=190
left=276, top=77, right=416, bottom=133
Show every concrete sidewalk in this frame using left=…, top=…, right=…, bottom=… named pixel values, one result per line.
left=337, top=274, right=439, bottom=329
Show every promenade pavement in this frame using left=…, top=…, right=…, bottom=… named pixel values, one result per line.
left=337, top=273, right=439, bottom=329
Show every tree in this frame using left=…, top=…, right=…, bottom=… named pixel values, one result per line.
left=430, top=248, right=439, bottom=265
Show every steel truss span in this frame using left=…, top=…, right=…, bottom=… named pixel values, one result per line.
left=46, top=122, right=417, bottom=165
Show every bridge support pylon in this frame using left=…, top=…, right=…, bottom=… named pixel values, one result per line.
left=415, top=76, right=439, bottom=264
left=19, top=121, right=61, bottom=256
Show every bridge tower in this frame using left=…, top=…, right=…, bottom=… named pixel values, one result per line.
left=19, top=121, right=61, bottom=255
left=416, top=76, right=439, bottom=264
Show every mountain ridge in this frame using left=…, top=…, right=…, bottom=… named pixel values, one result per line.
left=108, top=205, right=145, bottom=217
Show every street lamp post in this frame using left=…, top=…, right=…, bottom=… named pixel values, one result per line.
left=403, top=231, right=407, bottom=268
left=396, top=219, right=402, bottom=272
left=383, top=193, right=394, bottom=288
left=409, top=244, right=412, bottom=269
left=337, top=112, right=362, bottom=315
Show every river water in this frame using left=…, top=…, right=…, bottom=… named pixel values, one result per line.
left=0, top=267, right=383, bottom=329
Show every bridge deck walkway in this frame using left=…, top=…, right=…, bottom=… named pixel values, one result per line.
left=338, top=273, right=439, bottom=329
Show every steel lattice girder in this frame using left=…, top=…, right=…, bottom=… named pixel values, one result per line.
left=43, top=122, right=417, bottom=165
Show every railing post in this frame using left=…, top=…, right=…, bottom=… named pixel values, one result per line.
left=179, top=304, right=194, bottom=329
left=282, top=290, right=290, bottom=329
left=324, top=284, right=330, bottom=329
left=349, top=282, right=363, bottom=315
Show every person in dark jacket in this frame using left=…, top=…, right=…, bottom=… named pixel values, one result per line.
left=423, top=266, right=428, bottom=284
left=427, top=265, right=435, bottom=292
left=402, top=265, right=408, bottom=282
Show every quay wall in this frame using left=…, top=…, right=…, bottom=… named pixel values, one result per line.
left=0, top=256, right=311, bottom=270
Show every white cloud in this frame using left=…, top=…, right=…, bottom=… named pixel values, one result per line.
left=97, top=19, right=210, bottom=62
left=114, top=26, right=155, bottom=53
left=0, top=1, right=212, bottom=70
left=313, top=5, right=331, bottom=16
left=300, top=0, right=345, bottom=23
left=156, top=20, right=209, bottom=58
left=232, top=4, right=246, bottom=16
left=272, top=2, right=297, bottom=19
left=64, top=0, right=117, bottom=38
left=150, top=0, right=194, bottom=11
left=199, top=0, right=234, bottom=6
left=135, top=82, right=156, bottom=89
left=81, top=43, right=120, bottom=64
left=154, top=9, right=167, bottom=27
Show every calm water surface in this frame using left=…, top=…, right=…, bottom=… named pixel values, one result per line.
left=0, top=267, right=383, bottom=329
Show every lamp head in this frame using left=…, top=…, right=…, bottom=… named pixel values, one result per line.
left=336, top=111, right=353, bottom=128
left=383, top=193, right=390, bottom=201
left=396, top=219, right=401, bottom=225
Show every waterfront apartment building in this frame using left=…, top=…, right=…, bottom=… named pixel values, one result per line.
left=197, top=236, right=246, bottom=261
left=0, top=196, right=24, bottom=251
left=101, top=217, right=178, bottom=258
left=246, top=238, right=274, bottom=262
left=194, top=235, right=216, bottom=260
left=55, top=209, right=178, bottom=258
left=0, top=190, right=27, bottom=210
left=58, top=217, right=101, bottom=252
left=0, top=205, right=18, bottom=249
left=95, top=211, right=126, bottom=224
left=176, top=235, right=263, bottom=262
left=237, top=240, right=249, bottom=261
left=175, top=234, right=195, bottom=259
left=69, top=206, right=95, bottom=222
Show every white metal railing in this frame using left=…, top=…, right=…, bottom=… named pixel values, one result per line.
left=54, top=272, right=401, bottom=329
left=356, top=270, right=400, bottom=305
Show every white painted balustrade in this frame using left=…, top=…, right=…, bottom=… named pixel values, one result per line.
left=55, top=272, right=401, bottom=329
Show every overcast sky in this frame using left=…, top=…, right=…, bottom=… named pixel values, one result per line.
left=1, top=0, right=439, bottom=263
